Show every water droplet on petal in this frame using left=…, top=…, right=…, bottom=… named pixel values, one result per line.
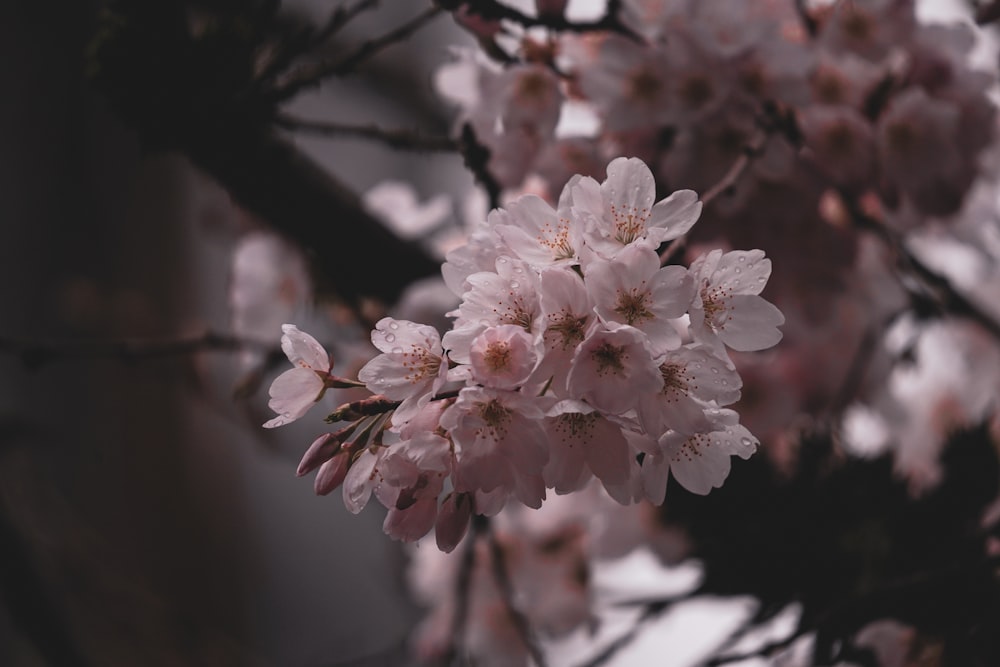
left=721, top=379, right=729, bottom=385
left=738, top=256, right=746, bottom=262
left=693, top=363, right=702, bottom=370
left=384, top=333, right=395, bottom=343
left=509, top=281, right=520, bottom=289
left=392, top=347, right=403, bottom=354
left=711, top=367, right=719, bottom=374
left=734, top=267, right=741, bottom=274
left=497, top=257, right=508, bottom=264
left=389, top=322, right=400, bottom=330
left=740, top=437, right=753, bottom=446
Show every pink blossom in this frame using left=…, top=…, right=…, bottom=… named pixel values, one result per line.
left=586, top=243, right=694, bottom=354
left=574, top=157, right=702, bottom=259
left=567, top=324, right=663, bottom=416
left=469, top=324, right=538, bottom=389
left=358, top=318, right=449, bottom=424
left=262, top=324, right=333, bottom=428
left=688, top=249, right=784, bottom=353
left=641, top=408, right=758, bottom=500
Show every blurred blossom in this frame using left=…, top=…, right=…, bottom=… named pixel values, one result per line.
left=229, top=232, right=310, bottom=365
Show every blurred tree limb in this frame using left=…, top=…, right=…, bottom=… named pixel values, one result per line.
left=88, top=0, right=442, bottom=307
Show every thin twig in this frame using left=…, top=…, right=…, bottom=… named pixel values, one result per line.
left=793, top=0, right=819, bottom=37
left=575, top=592, right=698, bottom=667
left=487, top=524, right=549, bottom=667
left=272, top=6, right=444, bottom=101
left=842, top=195, right=1000, bottom=344
left=458, top=123, right=502, bottom=210
left=700, top=138, right=766, bottom=207
left=660, top=133, right=767, bottom=266
left=256, top=0, right=382, bottom=87
left=461, top=0, right=636, bottom=37
left=312, top=0, right=381, bottom=45
left=275, top=114, right=458, bottom=152
left=702, top=627, right=808, bottom=666
left=439, top=519, right=483, bottom=666
left=0, top=331, right=274, bottom=370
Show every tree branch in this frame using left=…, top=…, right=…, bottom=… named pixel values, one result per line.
left=275, top=114, right=458, bottom=152
left=0, top=331, right=274, bottom=370
left=843, top=195, right=1000, bottom=343
left=271, top=6, right=444, bottom=102
left=458, top=0, right=636, bottom=37
left=486, top=522, right=549, bottom=667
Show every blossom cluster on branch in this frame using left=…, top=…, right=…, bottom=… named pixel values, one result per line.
left=263, top=157, right=783, bottom=549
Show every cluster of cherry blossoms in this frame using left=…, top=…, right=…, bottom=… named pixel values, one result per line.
left=263, top=157, right=783, bottom=549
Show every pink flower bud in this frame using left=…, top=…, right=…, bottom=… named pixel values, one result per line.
left=297, top=432, right=339, bottom=477
left=435, top=492, right=472, bottom=553
left=314, top=452, right=350, bottom=496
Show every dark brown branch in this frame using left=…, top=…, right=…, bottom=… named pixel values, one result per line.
left=272, top=6, right=444, bottom=102
left=90, top=3, right=442, bottom=307
left=458, top=123, right=502, bottom=210
left=793, top=0, right=819, bottom=37
left=312, top=0, right=381, bottom=45
left=458, top=0, right=636, bottom=37
left=660, top=132, right=768, bottom=265
left=487, top=523, right=549, bottom=667
left=438, top=517, right=483, bottom=666
left=975, top=0, right=1000, bottom=24
left=276, top=114, right=458, bottom=152
left=843, top=195, right=1000, bottom=343
left=576, top=592, right=696, bottom=667
left=0, top=331, right=272, bottom=370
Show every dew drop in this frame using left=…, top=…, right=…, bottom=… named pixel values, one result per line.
left=384, top=333, right=395, bottom=343
left=747, top=263, right=755, bottom=269
left=734, top=279, right=741, bottom=286
left=392, top=347, right=403, bottom=354
left=711, top=367, right=719, bottom=374
left=740, top=437, right=753, bottom=446
left=497, top=257, right=508, bottom=264
left=693, top=363, right=702, bottom=370
left=758, top=276, right=767, bottom=282
left=509, top=281, right=520, bottom=289
left=738, top=256, right=746, bottom=262
left=389, top=322, right=400, bottom=330
left=734, top=267, right=741, bottom=274
left=721, top=379, right=729, bottom=386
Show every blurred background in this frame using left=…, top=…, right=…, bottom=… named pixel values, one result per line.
left=4, top=0, right=1000, bottom=666
left=0, top=1, right=478, bottom=664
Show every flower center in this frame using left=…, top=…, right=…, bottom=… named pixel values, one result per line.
left=547, top=311, right=588, bottom=351
left=628, top=67, right=663, bottom=105
left=610, top=204, right=649, bottom=245
left=479, top=398, right=512, bottom=439
left=659, top=362, right=692, bottom=401
left=591, top=342, right=628, bottom=376
left=483, top=341, right=512, bottom=372
left=614, top=288, right=654, bottom=326
left=554, top=412, right=599, bottom=443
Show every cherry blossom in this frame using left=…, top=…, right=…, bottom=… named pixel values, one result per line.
left=574, top=157, right=702, bottom=259
left=688, top=249, right=785, bottom=353
left=641, top=408, right=758, bottom=500
left=357, top=317, right=449, bottom=424
left=262, top=324, right=334, bottom=428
